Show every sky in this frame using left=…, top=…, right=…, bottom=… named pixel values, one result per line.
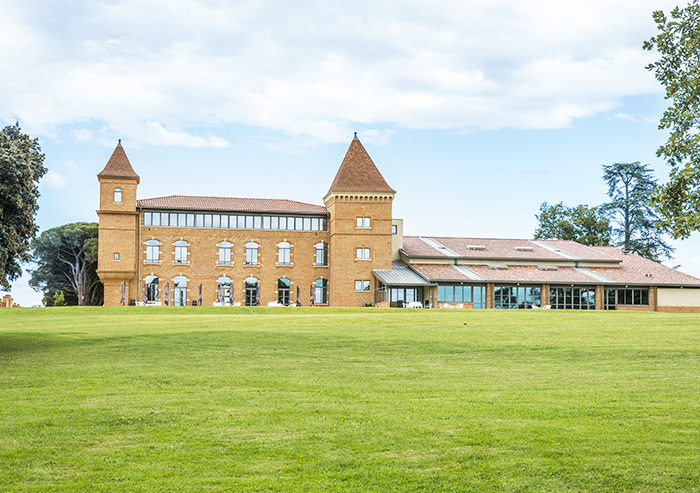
left=2, top=0, right=698, bottom=307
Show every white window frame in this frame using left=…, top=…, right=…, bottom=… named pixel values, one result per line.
left=356, top=247, right=370, bottom=260
left=356, top=217, right=371, bottom=229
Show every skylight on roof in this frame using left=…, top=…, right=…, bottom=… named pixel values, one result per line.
left=514, top=246, right=534, bottom=251
left=465, top=245, right=486, bottom=250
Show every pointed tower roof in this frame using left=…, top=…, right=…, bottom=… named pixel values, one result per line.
left=326, top=134, right=395, bottom=196
left=97, top=140, right=139, bottom=180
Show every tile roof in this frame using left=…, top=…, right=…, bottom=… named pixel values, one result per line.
left=97, top=141, right=139, bottom=179
left=587, top=247, right=700, bottom=286
left=465, top=265, right=600, bottom=284
left=136, top=195, right=329, bottom=215
left=326, top=135, right=395, bottom=195
left=402, top=236, right=618, bottom=262
left=410, top=264, right=479, bottom=282
left=536, top=240, right=618, bottom=261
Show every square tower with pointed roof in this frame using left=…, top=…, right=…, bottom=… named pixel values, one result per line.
left=323, top=134, right=395, bottom=306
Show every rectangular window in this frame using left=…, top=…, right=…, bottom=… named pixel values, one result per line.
left=392, top=224, right=398, bottom=234
left=311, top=218, right=320, bottom=231
left=279, top=217, right=287, bottom=230
left=220, top=215, right=229, bottom=229
left=177, top=213, right=185, bottom=226
left=161, top=213, right=170, bottom=226
left=196, top=214, right=203, bottom=227
left=245, top=216, right=253, bottom=229
left=295, top=217, right=303, bottom=230
left=170, top=213, right=177, bottom=226
left=254, top=216, right=262, bottom=229
left=212, top=214, right=220, bottom=228
left=204, top=214, right=212, bottom=228
left=144, top=212, right=152, bottom=226
left=303, top=217, right=311, bottom=230
left=271, top=216, right=279, bottom=230
left=357, top=217, right=370, bottom=228
left=263, top=216, right=271, bottom=229
left=356, top=248, right=370, bottom=260
left=355, top=280, right=370, bottom=291
left=114, top=253, right=120, bottom=261
left=187, top=214, right=195, bottom=227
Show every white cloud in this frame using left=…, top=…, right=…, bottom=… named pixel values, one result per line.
left=41, top=170, right=67, bottom=189
left=0, top=0, right=681, bottom=147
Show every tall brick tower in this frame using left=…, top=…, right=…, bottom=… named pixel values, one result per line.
left=324, top=135, right=395, bottom=306
left=96, top=141, right=140, bottom=306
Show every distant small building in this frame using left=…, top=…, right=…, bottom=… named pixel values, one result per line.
left=1, top=294, right=19, bottom=308
left=96, top=136, right=700, bottom=312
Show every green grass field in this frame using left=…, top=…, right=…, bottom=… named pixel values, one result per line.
left=1, top=307, right=700, bottom=492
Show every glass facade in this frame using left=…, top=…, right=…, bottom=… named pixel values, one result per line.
left=437, top=284, right=487, bottom=309
left=143, top=210, right=327, bottom=231
left=494, top=285, right=542, bottom=309
left=604, top=288, right=649, bottom=310
left=549, top=286, right=596, bottom=310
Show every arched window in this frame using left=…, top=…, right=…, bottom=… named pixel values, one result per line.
left=277, top=241, right=291, bottom=265
left=114, top=187, right=122, bottom=203
left=314, top=278, right=328, bottom=305
left=217, top=276, right=231, bottom=304
left=218, top=241, right=232, bottom=265
left=174, top=240, right=188, bottom=264
left=173, top=275, right=188, bottom=306
left=245, top=242, right=259, bottom=265
left=245, top=276, right=259, bottom=306
left=315, top=242, right=328, bottom=266
left=144, top=275, right=159, bottom=302
left=278, top=278, right=290, bottom=305
left=146, top=239, right=160, bottom=263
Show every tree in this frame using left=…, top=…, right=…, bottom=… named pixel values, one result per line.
left=534, top=202, right=612, bottom=246
left=644, top=2, right=700, bottom=238
left=0, top=123, right=47, bottom=289
left=601, top=162, right=674, bottom=262
left=29, top=222, right=103, bottom=306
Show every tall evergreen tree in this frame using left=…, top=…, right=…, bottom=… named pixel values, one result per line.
left=601, top=162, right=674, bottom=262
left=534, top=202, right=611, bottom=246
left=29, top=222, right=103, bottom=306
left=0, top=123, right=46, bottom=289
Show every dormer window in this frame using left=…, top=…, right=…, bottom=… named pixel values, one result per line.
left=114, top=187, right=122, bottom=203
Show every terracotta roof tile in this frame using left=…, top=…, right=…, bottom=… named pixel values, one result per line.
left=136, top=195, right=328, bottom=215
left=466, top=265, right=600, bottom=284
left=410, top=264, right=475, bottom=281
left=402, top=236, right=619, bottom=262
left=588, top=247, right=700, bottom=286
left=97, top=141, right=139, bottom=179
left=326, top=136, right=394, bottom=195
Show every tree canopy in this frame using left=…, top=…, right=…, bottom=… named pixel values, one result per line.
left=601, top=162, right=674, bottom=262
left=29, top=222, right=103, bottom=306
left=0, top=123, right=46, bottom=289
left=644, top=1, right=700, bottom=238
left=533, top=202, right=612, bottom=246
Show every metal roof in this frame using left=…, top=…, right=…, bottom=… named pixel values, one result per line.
left=373, top=260, right=432, bottom=286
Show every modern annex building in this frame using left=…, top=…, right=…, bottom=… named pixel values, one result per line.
left=97, top=136, right=700, bottom=312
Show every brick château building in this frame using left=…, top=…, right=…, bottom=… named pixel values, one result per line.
left=97, top=136, right=700, bottom=311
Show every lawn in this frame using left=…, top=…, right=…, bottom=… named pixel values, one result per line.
left=1, top=307, right=699, bottom=492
